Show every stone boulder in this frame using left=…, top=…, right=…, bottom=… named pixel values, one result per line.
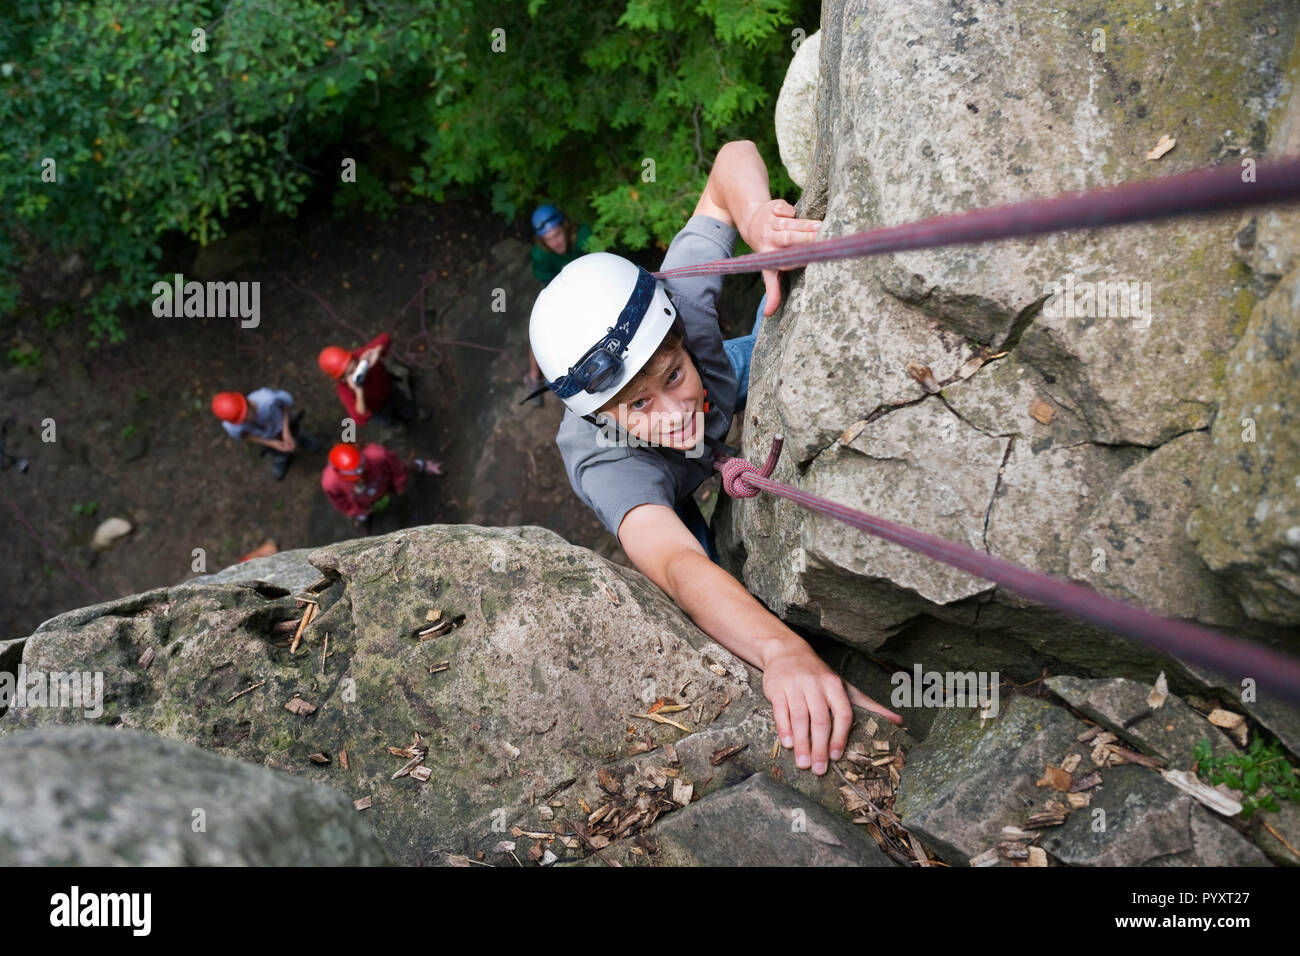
left=718, top=0, right=1300, bottom=690
left=895, top=694, right=1269, bottom=865
left=0, top=524, right=893, bottom=866
left=0, top=725, right=391, bottom=866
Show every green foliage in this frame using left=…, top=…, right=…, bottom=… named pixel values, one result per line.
left=1, top=0, right=457, bottom=345
left=417, top=0, right=810, bottom=249
left=6, top=343, right=41, bottom=367
left=120, top=423, right=141, bottom=440
left=72, top=500, right=99, bottom=517
left=3, top=0, right=812, bottom=345
left=1193, top=736, right=1300, bottom=818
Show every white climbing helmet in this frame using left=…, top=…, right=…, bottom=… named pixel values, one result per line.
left=529, top=252, right=679, bottom=417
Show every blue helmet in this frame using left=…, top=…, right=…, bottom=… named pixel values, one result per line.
left=531, top=204, right=564, bottom=236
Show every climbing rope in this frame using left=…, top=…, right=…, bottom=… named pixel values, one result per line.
left=690, top=158, right=1300, bottom=701
left=715, top=437, right=1300, bottom=703
left=656, top=156, right=1300, bottom=279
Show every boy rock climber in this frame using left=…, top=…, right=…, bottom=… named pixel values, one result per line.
left=212, top=388, right=322, bottom=479
left=318, top=333, right=418, bottom=427
left=322, top=442, right=443, bottom=530
left=529, top=140, right=902, bottom=777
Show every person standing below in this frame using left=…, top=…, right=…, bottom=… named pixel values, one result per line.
left=523, top=204, right=591, bottom=403
left=211, top=388, right=321, bottom=479
left=321, top=442, right=444, bottom=530
left=318, top=333, right=418, bottom=428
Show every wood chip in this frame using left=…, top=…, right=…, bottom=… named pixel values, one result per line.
left=1106, top=744, right=1164, bottom=769
left=596, top=580, right=620, bottom=605
left=839, top=420, right=868, bottom=445
left=1070, top=771, right=1103, bottom=792
left=588, top=803, right=613, bottom=825
left=969, top=847, right=1001, bottom=867
left=428, top=660, right=450, bottom=674
left=1036, top=764, right=1072, bottom=792
left=425, top=609, right=442, bottom=623
left=710, top=743, right=748, bottom=766
left=1147, top=671, right=1169, bottom=710
left=865, top=717, right=879, bottom=737
left=1090, top=740, right=1111, bottom=767
left=410, top=765, right=433, bottom=782
left=1060, top=752, right=1082, bottom=774
left=137, top=647, right=155, bottom=669
left=839, top=785, right=869, bottom=813
left=1207, top=708, right=1245, bottom=730
left=998, top=842, right=1030, bottom=860
left=1146, top=134, right=1176, bottom=161
left=631, top=711, right=691, bottom=733
left=226, top=680, right=266, bottom=704
left=1076, top=724, right=1104, bottom=743
left=663, top=743, right=679, bottom=765
left=871, top=739, right=891, bottom=753
left=908, top=832, right=930, bottom=866
left=308, top=752, right=330, bottom=764
left=353, top=796, right=372, bottom=811
left=671, top=778, right=694, bottom=806
left=1026, top=846, right=1048, bottom=867
left=1029, top=396, right=1056, bottom=424
left=1025, top=807, right=1069, bottom=829
left=1160, top=769, right=1243, bottom=816
left=290, top=601, right=316, bottom=654
left=1000, top=826, right=1034, bottom=840
left=597, top=768, right=622, bottom=794
left=284, top=695, right=316, bottom=716
left=905, top=360, right=941, bottom=393
left=272, top=619, right=301, bottom=635
left=1066, top=792, right=1091, bottom=808
left=414, top=614, right=466, bottom=640
left=501, top=740, right=520, bottom=760
left=339, top=749, right=349, bottom=771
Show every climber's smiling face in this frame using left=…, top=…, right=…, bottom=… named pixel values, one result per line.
left=601, top=341, right=706, bottom=451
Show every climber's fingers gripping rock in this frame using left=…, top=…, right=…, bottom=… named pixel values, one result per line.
left=741, top=198, right=822, bottom=317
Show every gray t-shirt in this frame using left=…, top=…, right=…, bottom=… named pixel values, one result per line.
left=222, top=387, right=293, bottom=441
left=556, top=214, right=740, bottom=538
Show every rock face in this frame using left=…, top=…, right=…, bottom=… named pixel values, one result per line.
left=717, top=0, right=1300, bottom=693
left=775, top=30, right=821, bottom=189
left=0, top=725, right=391, bottom=865
left=0, top=524, right=894, bottom=866
left=579, top=772, right=894, bottom=867
left=896, top=694, right=1269, bottom=866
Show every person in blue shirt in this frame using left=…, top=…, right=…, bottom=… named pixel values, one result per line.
left=211, top=388, right=322, bottom=479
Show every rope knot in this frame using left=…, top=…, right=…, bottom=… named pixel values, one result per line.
left=719, top=457, right=762, bottom=498
left=715, top=434, right=785, bottom=500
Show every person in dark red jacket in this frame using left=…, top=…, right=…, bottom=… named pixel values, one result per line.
left=322, top=443, right=444, bottom=530
left=318, top=333, right=417, bottom=427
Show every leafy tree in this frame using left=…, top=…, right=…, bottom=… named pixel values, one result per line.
left=0, top=0, right=814, bottom=345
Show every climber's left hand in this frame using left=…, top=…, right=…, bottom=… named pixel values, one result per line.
left=740, top=198, right=822, bottom=317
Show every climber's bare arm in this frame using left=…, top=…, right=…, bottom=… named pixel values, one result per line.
left=618, top=502, right=901, bottom=776
left=694, top=140, right=822, bottom=316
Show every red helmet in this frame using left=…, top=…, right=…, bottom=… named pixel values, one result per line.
left=212, top=392, right=248, bottom=423
left=318, top=346, right=351, bottom=379
left=329, top=443, right=364, bottom=482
